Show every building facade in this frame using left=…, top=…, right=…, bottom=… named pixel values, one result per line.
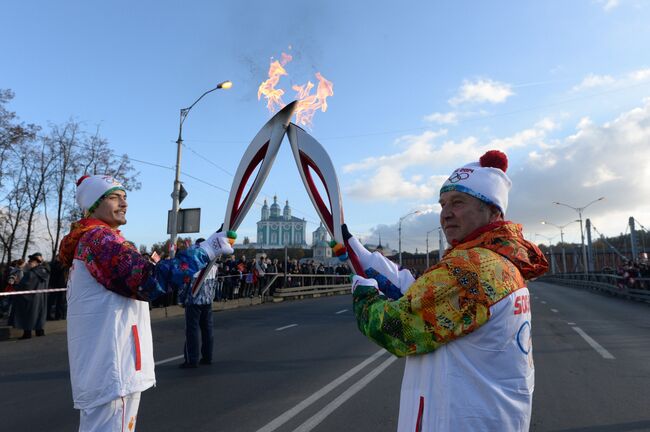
left=256, top=196, right=308, bottom=248
left=312, top=222, right=332, bottom=262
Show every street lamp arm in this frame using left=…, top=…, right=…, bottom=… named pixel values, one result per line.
left=583, top=196, right=605, bottom=210
left=180, top=86, right=221, bottom=127
left=553, top=201, right=578, bottom=211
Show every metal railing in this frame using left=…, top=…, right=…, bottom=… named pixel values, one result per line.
left=0, top=273, right=352, bottom=303
left=541, top=273, right=650, bottom=303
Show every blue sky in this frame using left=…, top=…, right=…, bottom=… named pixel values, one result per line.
left=4, top=0, right=650, bottom=253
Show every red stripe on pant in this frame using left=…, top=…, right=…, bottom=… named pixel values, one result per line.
left=132, top=325, right=141, bottom=371
left=415, top=396, right=424, bottom=432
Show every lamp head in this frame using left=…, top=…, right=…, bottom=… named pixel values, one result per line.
left=217, top=80, right=233, bottom=89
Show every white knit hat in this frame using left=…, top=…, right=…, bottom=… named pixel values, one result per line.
left=76, top=175, right=125, bottom=214
left=439, top=150, right=512, bottom=215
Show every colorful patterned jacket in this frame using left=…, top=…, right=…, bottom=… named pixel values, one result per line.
left=352, top=221, right=548, bottom=431
left=59, top=218, right=210, bottom=409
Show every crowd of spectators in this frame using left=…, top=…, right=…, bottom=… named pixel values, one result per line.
left=616, top=260, right=650, bottom=291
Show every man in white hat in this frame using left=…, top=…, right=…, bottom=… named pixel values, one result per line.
left=339, top=151, right=549, bottom=431
left=59, top=174, right=236, bottom=432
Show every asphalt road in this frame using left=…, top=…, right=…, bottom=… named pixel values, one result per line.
left=1, top=281, right=649, bottom=432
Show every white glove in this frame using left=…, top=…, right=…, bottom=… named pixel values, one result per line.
left=348, top=236, right=415, bottom=295
left=199, top=231, right=235, bottom=260
left=351, top=275, right=380, bottom=295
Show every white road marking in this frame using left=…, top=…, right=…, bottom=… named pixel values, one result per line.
left=275, top=324, right=298, bottom=331
left=567, top=322, right=576, bottom=326
left=572, top=326, right=616, bottom=360
left=551, top=308, right=559, bottom=313
left=292, top=355, right=399, bottom=432
left=155, top=355, right=184, bottom=366
left=335, top=309, right=348, bottom=315
left=541, top=301, right=547, bottom=304
left=256, top=349, right=387, bottom=432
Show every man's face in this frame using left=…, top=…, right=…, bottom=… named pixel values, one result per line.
left=439, top=190, right=498, bottom=244
left=91, top=190, right=128, bottom=228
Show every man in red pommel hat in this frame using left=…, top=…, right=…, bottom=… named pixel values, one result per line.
left=337, top=150, right=548, bottom=431
left=59, top=175, right=236, bottom=432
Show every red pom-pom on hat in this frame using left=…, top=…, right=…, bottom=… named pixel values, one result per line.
left=479, top=150, right=508, bottom=172
left=76, top=175, right=90, bottom=186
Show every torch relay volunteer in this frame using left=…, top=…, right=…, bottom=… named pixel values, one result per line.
left=340, top=150, right=548, bottom=431
left=59, top=174, right=235, bottom=432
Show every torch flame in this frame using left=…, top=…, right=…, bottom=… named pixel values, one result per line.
left=258, top=52, right=334, bottom=128
left=257, top=53, right=293, bottom=113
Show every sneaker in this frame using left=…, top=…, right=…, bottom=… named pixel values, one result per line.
left=35, top=329, right=45, bottom=337
left=178, top=362, right=198, bottom=369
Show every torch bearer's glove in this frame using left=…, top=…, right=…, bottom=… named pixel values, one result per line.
left=199, top=230, right=236, bottom=260
left=351, top=275, right=382, bottom=296
left=343, top=225, right=414, bottom=300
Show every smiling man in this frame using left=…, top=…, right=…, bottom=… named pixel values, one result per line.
left=343, top=150, right=549, bottom=431
left=59, top=175, right=235, bottom=432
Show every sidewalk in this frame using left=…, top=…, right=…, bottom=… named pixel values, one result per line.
left=0, top=296, right=263, bottom=341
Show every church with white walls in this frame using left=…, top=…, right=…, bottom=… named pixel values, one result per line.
left=256, top=196, right=308, bottom=248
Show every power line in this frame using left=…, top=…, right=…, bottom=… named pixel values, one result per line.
left=181, top=80, right=650, bottom=144
left=130, top=156, right=322, bottom=225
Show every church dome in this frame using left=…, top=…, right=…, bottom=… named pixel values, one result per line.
left=283, top=200, right=291, bottom=220
left=270, top=195, right=281, bottom=218
left=261, top=199, right=270, bottom=220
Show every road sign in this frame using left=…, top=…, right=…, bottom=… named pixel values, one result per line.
left=167, top=208, right=201, bottom=234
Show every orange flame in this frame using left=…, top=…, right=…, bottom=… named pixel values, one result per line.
left=257, top=53, right=293, bottom=113
left=258, top=52, right=334, bottom=127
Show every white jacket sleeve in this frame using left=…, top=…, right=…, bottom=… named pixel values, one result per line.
left=347, top=236, right=415, bottom=299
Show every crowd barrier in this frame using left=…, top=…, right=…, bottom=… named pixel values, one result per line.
left=540, top=273, right=650, bottom=303
left=0, top=273, right=352, bottom=303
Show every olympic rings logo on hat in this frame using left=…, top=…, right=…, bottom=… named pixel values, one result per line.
left=448, top=172, right=470, bottom=183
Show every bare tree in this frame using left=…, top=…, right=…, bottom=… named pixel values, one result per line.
left=0, top=164, right=30, bottom=263
left=0, top=89, right=39, bottom=189
left=18, top=140, right=55, bottom=259
left=42, top=120, right=83, bottom=257
left=78, top=127, right=141, bottom=191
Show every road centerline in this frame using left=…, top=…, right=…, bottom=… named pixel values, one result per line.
left=255, top=349, right=387, bottom=432
left=276, top=324, right=298, bottom=331
left=335, top=309, right=348, bottom=315
left=572, top=326, right=616, bottom=360
left=291, top=355, right=399, bottom=432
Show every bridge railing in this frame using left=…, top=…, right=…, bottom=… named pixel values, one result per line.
left=541, top=273, right=650, bottom=303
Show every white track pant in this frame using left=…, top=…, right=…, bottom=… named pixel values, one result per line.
left=79, top=393, right=141, bottom=432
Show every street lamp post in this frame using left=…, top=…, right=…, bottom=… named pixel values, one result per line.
left=425, top=229, right=433, bottom=268
left=398, top=210, right=421, bottom=268
left=535, top=233, right=557, bottom=274
left=553, top=197, right=604, bottom=274
left=169, top=81, right=232, bottom=258
left=541, top=220, right=579, bottom=273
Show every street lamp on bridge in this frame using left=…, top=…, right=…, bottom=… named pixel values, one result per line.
left=398, top=210, right=421, bottom=268
left=425, top=228, right=437, bottom=269
left=541, top=219, right=580, bottom=273
left=169, top=81, right=233, bottom=258
left=553, top=197, right=604, bottom=274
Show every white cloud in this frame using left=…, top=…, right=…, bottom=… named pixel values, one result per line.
left=582, top=165, right=621, bottom=187
left=600, top=0, right=620, bottom=11
left=423, top=111, right=458, bottom=124
left=449, top=78, right=514, bottom=106
left=513, top=98, right=650, bottom=243
left=352, top=99, right=650, bottom=251
left=572, top=68, right=650, bottom=92
left=343, top=117, right=555, bottom=202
